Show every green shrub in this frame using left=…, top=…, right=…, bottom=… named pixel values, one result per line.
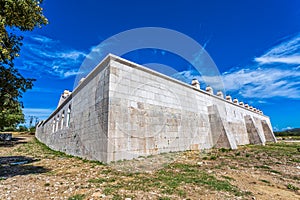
left=68, top=194, right=85, bottom=200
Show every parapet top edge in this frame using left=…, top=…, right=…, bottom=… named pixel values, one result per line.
left=42, top=54, right=113, bottom=124
left=109, top=54, right=266, bottom=117
left=41, top=53, right=267, bottom=125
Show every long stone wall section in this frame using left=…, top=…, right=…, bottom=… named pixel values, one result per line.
left=36, top=54, right=277, bottom=163
left=36, top=58, right=111, bottom=162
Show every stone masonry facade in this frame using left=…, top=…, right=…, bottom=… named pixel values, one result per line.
left=36, top=54, right=277, bottom=163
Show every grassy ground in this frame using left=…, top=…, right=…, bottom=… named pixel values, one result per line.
left=0, top=134, right=299, bottom=199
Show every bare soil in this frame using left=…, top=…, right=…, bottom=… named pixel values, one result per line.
left=0, top=133, right=299, bottom=200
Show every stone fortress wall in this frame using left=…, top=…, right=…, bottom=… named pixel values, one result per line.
left=36, top=54, right=277, bottom=163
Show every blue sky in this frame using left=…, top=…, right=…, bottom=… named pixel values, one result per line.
left=14, top=0, right=300, bottom=131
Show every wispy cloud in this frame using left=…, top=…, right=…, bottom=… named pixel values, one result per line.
left=15, top=34, right=87, bottom=79
left=255, top=56, right=300, bottom=65
left=254, top=34, right=300, bottom=65
left=272, top=126, right=296, bottom=132
left=171, top=70, right=224, bottom=91
left=23, top=108, right=54, bottom=120
left=170, top=33, right=300, bottom=100
left=223, top=34, right=300, bottom=100
left=223, top=67, right=300, bottom=99
left=274, top=126, right=295, bottom=132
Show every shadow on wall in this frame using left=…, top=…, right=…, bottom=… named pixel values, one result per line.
left=0, top=156, right=50, bottom=177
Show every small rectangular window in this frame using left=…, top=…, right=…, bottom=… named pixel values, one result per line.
left=61, top=111, right=65, bottom=129
left=56, top=115, right=59, bottom=132
left=66, top=105, right=71, bottom=128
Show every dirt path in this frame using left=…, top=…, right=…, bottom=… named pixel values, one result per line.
left=0, top=133, right=299, bottom=200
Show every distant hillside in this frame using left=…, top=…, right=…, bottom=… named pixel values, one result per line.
left=274, top=128, right=300, bottom=136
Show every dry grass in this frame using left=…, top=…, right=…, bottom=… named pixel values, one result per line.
left=0, top=134, right=299, bottom=200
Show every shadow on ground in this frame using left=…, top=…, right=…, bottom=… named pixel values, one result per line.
left=0, top=136, right=29, bottom=147
left=0, top=156, right=50, bottom=177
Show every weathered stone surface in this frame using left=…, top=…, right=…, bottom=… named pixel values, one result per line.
left=261, top=120, right=277, bottom=142
left=36, top=54, right=276, bottom=163
left=244, top=115, right=264, bottom=145
left=208, top=105, right=236, bottom=149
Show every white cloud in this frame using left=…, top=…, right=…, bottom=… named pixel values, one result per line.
left=31, top=35, right=54, bottom=43
left=59, top=51, right=86, bottom=60
left=64, top=70, right=83, bottom=77
left=223, top=67, right=300, bottom=99
left=170, top=33, right=300, bottom=100
left=23, top=108, right=54, bottom=120
left=174, top=67, right=300, bottom=99
left=255, top=34, right=300, bottom=65
left=285, top=126, right=294, bottom=130
left=255, top=56, right=300, bottom=65
left=221, top=34, right=300, bottom=100
left=16, top=34, right=87, bottom=79
left=171, top=70, right=225, bottom=91
left=257, top=100, right=267, bottom=104
left=274, top=126, right=297, bottom=131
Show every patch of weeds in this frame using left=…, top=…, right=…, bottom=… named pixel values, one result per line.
left=236, top=157, right=246, bottom=161
left=209, top=155, right=217, bottom=160
left=159, top=197, right=171, bottom=200
left=221, top=175, right=235, bottom=181
left=254, top=165, right=271, bottom=169
left=126, top=172, right=138, bottom=177
left=202, top=156, right=208, bottom=160
left=68, top=194, right=85, bottom=200
left=19, top=138, right=105, bottom=165
left=103, top=185, right=122, bottom=195
left=235, top=152, right=241, bottom=156
left=178, top=189, right=186, bottom=197
left=13, top=146, right=22, bottom=152
left=244, top=191, right=253, bottom=196
left=287, top=183, right=299, bottom=191
left=291, top=158, right=300, bottom=163
left=229, top=165, right=238, bottom=170
left=34, top=139, right=72, bottom=158
left=292, top=175, right=300, bottom=180
left=81, top=159, right=104, bottom=165
left=101, top=169, right=113, bottom=174
left=219, top=148, right=231, bottom=153
left=215, top=162, right=226, bottom=169
left=45, top=171, right=56, bottom=175
left=44, top=183, right=50, bottom=187
left=154, top=163, right=247, bottom=197
left=88, top=177, right=115, bottom=184
left=146, top=154, right=154, bottom=158
left=239, top=164, right=248, bottom=168
left=0, top=177, right=7, bottom=181
left=261, top=143, right=300, bottom=158
left=259, top=179, right=270, bottom=184
left=269, top=169, right=281, bottom=174
left=224, top=154, right=235, bottom=158
left=103, top=186, right=115, bottom=195
left=245, top=153, right=250, bottom=157
left=112, top=194, right=122, bottom=200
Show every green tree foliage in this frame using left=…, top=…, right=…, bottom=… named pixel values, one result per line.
left=0, top=0, right=48, bottom=130
left=274, top=128, right=300, bottom=137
